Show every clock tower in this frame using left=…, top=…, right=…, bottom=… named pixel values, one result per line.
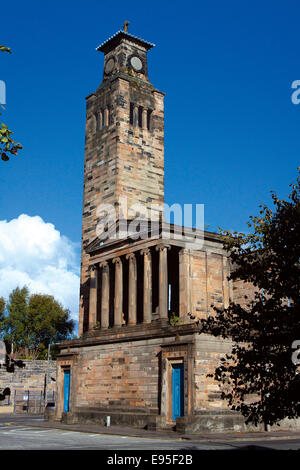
left=80, top=30, right=165, bottom=334
left=55, top=27, right=266, bottom=435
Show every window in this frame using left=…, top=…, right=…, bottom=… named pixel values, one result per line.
left=147, top=109, right=152, bottom=131
left=138, top=106, right=143, bottom=128
left=130, top=103, right=134, bottom=125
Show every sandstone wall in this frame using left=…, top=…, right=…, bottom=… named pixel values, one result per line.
left=74, top=339, right=161, bottom=413
left=193, top=334, right=233, bottom=411
left=0, top=360, right=56, bottom=405
left=181, top=249, right=231, bottom=320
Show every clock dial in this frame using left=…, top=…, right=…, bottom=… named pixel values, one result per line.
left=130, top=56, right=143, bottom=72
left=105, top=57, right=115, bottom=74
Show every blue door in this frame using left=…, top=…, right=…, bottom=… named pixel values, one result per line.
left=172, top=364, right=184, bottom=420
left=63, top=369, right=70, bottom=412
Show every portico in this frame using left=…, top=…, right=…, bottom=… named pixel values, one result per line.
left=87, top=239, right=177, bottom=331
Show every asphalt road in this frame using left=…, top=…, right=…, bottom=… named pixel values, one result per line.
left=0, top=418, right=299, bottom=450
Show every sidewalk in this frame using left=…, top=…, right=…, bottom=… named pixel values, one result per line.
left=2, top=414, right=300, bottom=443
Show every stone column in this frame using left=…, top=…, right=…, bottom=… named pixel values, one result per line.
left=229, top=279, right=233, bottom=303
left=113, top=257, right=123, bottom=327
left=142, top=108, right=148, bottom=129
left=104, top=107, right=109, bottom=127
left=222, top=256, right=230, bottom=309
left=179, top=249, right=191, bottom=317
left=126, top=253, right=137, bottom=325
left=141, top=248, right=152, bottom=323
left=89, top=264, right=98, bottom=329
left=98, top=110, right=103, bottom=130
left=228, top=259, right=233, bottom=303
left=100, top=261, right=109, bottom=329
left=133, top=105, right=138, bottom=127
left=156, top=244, right=170, bottom=320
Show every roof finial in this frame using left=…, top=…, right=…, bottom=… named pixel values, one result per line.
left=122, top=21, right=130, bottom=32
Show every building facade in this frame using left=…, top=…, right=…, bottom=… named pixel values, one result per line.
left=54, top=30, right=273, bottom=433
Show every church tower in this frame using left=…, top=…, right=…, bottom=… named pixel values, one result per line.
left=55, top=27, right=259, bottom=434
left=80, top=29, right=165, bottom=334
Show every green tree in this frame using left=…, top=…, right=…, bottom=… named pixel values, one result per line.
left=5, top=286, right=29, bottom=354
left=2, top=287, right=74, bottom=359
left=0, top=45, right=22, bottom=161
left=0, top=297, right=5, bottom=320
left=28, top=293, right=74, bottom=359
left=197, top=168, right=300, bottom=427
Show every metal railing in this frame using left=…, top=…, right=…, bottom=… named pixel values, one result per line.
left=13, top=390, right=55, bottom=414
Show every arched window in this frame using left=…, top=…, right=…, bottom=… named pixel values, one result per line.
left=130, top=103, right=134, bottom=125
left=147, top=109, right=152, bottom=131
left=138, top=106, right=143, bottom=128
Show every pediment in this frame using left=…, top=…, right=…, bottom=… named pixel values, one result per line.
left=85, top=218, right=215, bottom=256
left=85, top=218, right=161, bottom=255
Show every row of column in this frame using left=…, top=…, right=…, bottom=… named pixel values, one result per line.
left=97, top=107, right=110, bottom=129
left=91, top=107, right=110, bottom=134
left=130, top=104, right=151, bottom=130
left=89, top=245, right=169, bottom=329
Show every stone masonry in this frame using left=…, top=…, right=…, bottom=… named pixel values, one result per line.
left=54, top=29, right=300, bottom=433
left=0, top=360, right=56, bottom=410
left=80, top=31, right=164, bottom=335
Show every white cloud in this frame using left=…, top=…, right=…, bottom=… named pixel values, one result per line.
left=0, top=214, right=80, bottom=322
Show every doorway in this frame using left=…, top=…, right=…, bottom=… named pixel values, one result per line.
left=63, top=369, right=70, bottom=413
left=172, top=363, right=184, bottom=420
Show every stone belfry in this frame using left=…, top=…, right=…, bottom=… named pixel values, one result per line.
left=80, top=27, right=165, bottom=334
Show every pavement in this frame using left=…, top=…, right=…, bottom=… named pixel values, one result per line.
left=0, top=413, right=299, bottom=450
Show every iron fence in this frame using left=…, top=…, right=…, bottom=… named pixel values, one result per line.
left=13, top=389, right=55, bottom=414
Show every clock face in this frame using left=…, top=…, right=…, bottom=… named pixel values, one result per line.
left=130, top=56, right=143, bottom=72
left=105, top=57, right=115, bottom=74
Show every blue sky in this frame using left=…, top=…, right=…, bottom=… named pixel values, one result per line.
left=0, top=0, right=300, bottom=316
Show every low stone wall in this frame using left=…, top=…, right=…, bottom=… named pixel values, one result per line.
left=0, top=360, right=56, bottom=408
left=62, top=408, right=152, bottom=428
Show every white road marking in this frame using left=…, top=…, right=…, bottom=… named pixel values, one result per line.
left=3, top=427, right=29, bottom=433
left=26, top=429, right=51, bottom=433
left=55, top=431, right=80, bottom=435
